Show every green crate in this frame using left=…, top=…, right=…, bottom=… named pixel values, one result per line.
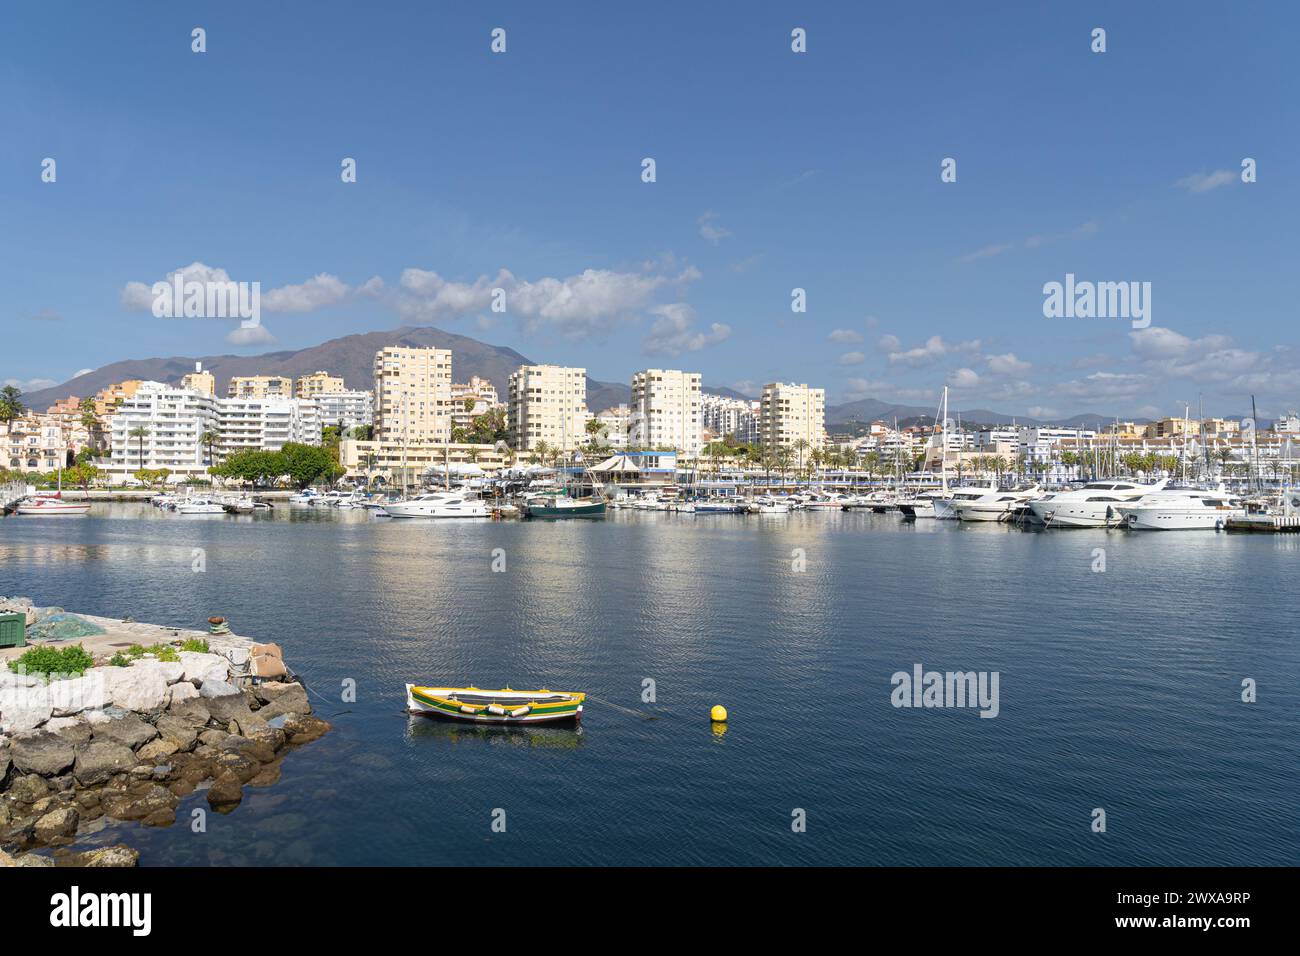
left=0, top=612, right=26, bottom=649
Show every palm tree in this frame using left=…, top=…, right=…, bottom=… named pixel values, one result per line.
left=128, top=426, right=150, bottom=474
left=792, top=438, right=809, bottom=479
left=199, top=429, right=217, bottom=468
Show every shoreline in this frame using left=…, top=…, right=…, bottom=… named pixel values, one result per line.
left=0, top=598, right=329, bottom=868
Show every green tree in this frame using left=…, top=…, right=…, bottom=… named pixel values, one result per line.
left=0, top=385, right=25, bottom=427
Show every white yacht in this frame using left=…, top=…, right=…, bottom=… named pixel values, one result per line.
left=931, top=482, right=1000, bottom=520
left=951, top=486, right=1041, bottom=522
left=1118, top=486, right=1245, bottom=530
left=746, top=495, right=790, bottom=514
left=1027, top=478, right=1169, bottom=528
left=176, top=497, right=226, bottom=515
left=897, top=488, right=954, bottom=519
left=381, top=492, right=490, bottom=519
left=288, top=490, right=321, bottom=507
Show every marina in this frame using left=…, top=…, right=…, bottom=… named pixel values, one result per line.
left=1, top=500, right=1295, bottom=867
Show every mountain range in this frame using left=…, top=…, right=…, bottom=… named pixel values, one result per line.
left=20, top=324, right=1138, bottom=427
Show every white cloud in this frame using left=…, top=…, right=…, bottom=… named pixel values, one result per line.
left=888, top=335, right=981, bottom=367
left=226, top=324, right=277, bottom=346
left=985, top=352, right=1032, bottom=375
left=4, top=377, right=58, bottom=392
left=947, top=367, right=981, bottom=388
left=697, top=211, right=732, bottom=244
left=262, top=274, right=349, bottom=313
left=642, top=303, right=731, bottom=356
left=24, top=309, right=62, bottom=322
left=72, top=368, right=93, bottom=378
left=1176, top=170, right=1235, bottom=193
left=1027, top=406, right=1059, bottom=419
left=957, top=242, right=1014, bottom=263
left=828, top=328, right=863, bottom=344
left=121, top=262, right=236, bottom=310
left=396, top=264, right=700, bottom=339
left=837, top=351, right=865, bottom=366
left=876, top=333, right=901, bottom=351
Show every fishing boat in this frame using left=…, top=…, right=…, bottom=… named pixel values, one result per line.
left=405, top=684, right=584, bottom=723
left=524, top=493, right=606, bottom=518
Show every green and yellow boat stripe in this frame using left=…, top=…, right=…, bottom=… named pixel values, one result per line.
left=411, top=688, right=582, bottom=716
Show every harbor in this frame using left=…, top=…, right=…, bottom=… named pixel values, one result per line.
left=0, top=500, right=1295, bottom=867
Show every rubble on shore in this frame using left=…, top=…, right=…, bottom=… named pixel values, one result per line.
left=0, top=597, right=329, bottom=867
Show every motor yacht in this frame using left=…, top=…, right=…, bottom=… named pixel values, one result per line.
left=176, top=497, right=226, bottom=515
left=931, top=482, right=1000, bottom=520
left=1027, top=478, right=1169, bottom=528
left=382, top=492, right=490, bottom=518
left=951, top=485, right=1041, bottom=522
left=1118, top=486, right=1245, bottom=530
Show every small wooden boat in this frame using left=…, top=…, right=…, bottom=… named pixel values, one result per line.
left=523, top=494, right=606, bottom=518
left=405, top=684, right=584, bottom=723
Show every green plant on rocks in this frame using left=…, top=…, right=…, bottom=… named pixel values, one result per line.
left=179, top=637, right=210, bottom=653
left=109, top=652, right=130, bottom=667
left=10, top=643, right=97, bottom=680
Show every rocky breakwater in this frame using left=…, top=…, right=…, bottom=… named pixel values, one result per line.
left=0, top=604, right=329, bottom=868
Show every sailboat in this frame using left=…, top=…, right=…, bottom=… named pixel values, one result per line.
left=899, top=387, right=957, bottom=519
left=15, top=466, right=90, bottom=515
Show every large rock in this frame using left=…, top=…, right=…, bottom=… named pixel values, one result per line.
left=6, top=772, right=50, bottom=803
left=168, top=681, right=199, bottom=704
left=0, top=669, right=40, bottom=689
left=104, top=663, right=170, bottom=712
left=167, top=697, right=211, bottom=726
left=73, top=739, right=138, bottom=786
left=9, top=733, right=75, bottom=776
left=154, top=715, right=198, bottom=752
left=33, top=806, right=78, bottom=842
left=48, top=673, right=108, bottom=717
left=62, top=844, right=139, bottom=867
left=178, top=652, right=230, bottom=685
left=136, top=738, right=179, bottom=762
left=43, top=716, right=91, bottom=744
left=101, top=783, right=177, bottom=824
left=198, top=679, right=239, bottom=699
left=90, top=712, right=158, bottom=750
left=203, top=691, right=265, bottom=736
left=206, top=770, right=244, bottom=810
left=281, top=713, right=331, bottom=744
left=153, top=661, right=185, bottom=684
left=0, top=686, right=53, bottom=734
left=256, top=681, right=311, bottom=717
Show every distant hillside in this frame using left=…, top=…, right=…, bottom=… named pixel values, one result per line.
left=21, top=325, right=630, bottom=412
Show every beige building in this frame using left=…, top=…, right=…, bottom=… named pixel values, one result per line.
left=339, top=439, right=510, bottom=482
left=507, top=364, right=588, bottom=452
left=295, top=371, right=346, bottom=398
left=629, top=369, right=703, bottom=455
left=450, top=375, right=503, bottom=430
left=227, top=375, right=293, bottom=400
left=180, top=362, right=216, bottom=396
left=759, top=382, right=826, bottom=450
left=373, top=346, right=453, bottom=446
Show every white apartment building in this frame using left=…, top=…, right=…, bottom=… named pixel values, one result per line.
left=507, top=364, right=588, bottom=452
left=373, top=346, right=453, bottom=447
left=216, top=398, right=322, bottom=460
left=629, top=369, right=703, bottom=455
left=315, top=390, right=374, bottom=430
left=107, top=382, right=218, bottom=481
left=593, top=405, right=630, bottom=449
left=450, top=376, right=503, bottom=430
left=759, top=382, right=826, bottom=451
left=701, top=394, right=760, bottom=445
left=1017, top=426, right=1098, bottom=465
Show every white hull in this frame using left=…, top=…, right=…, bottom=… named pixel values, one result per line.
left=1026, top=503, right=1118, bottom=527
left=1123, top=508, right=1243, bottom=530
left=954, top=504, right=1014, bottom=522
left=15, top=501, right=90, bottom=515
left=383, top=499, right=489, bottom=518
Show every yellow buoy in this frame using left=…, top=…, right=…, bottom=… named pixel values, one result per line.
left=710, top=705, right=728, bottom=722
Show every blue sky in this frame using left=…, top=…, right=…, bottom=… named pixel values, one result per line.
left=2, top=1, right=1296, bottom=418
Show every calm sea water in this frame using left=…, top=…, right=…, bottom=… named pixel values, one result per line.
left=1, top=504, right=1296, bottom=866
